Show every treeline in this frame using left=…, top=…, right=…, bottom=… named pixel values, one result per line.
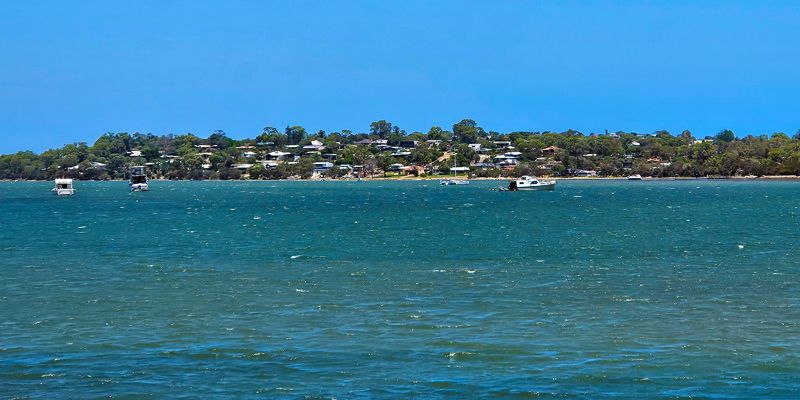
left=1, top=119, right=800, bottom=180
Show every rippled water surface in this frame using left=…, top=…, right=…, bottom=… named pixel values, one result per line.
left=1, top=180, right=799, bottom=398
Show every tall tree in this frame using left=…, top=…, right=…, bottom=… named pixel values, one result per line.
left=715, top=129, right=735, bottom=143
left=370, top=120, right=393, bottom=139
left=452, top=119, right=483, bottom=144
left=285, top=126, right=307, bottom=145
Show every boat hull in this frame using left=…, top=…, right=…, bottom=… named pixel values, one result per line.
left=130, top=183, right=149, bottom=192
left=53, top=189, right=74, bottom=196
left=516, top=183, right=556, bottom=191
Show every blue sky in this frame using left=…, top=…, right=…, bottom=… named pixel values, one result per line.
left=1, top=0, right=798, bottom=153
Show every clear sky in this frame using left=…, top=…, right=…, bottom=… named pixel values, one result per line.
left=1, top=0, right=798, bottom=153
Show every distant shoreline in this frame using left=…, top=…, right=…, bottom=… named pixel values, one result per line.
left=4, top=175, right=800, bottom=183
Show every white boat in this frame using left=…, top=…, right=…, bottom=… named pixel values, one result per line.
left=129, top=166, right=149, bottom=191
left=440, top=151, right=470, bottom=185
left=440, top=179, right=470, bottom=185
left=52, top=178, right=75, bottom=196
left=508, top=176, right=556, bottom=191
left=627, top=174, right=642, bottom=180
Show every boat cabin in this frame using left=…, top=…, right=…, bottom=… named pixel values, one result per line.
left=53, top=178, right=75, bottom=195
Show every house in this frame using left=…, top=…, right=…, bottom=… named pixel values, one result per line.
left=322, top=153, right=338, bottom=160
left=541, top=146, right=559, bottom=156
left=472, top=162, right=496, bottom=169
left=161, top=154, right=179, bottom=162
left=91, top=162, right=107, bottom=171
left=376, top=144, right=396, bottom=151
left=231, top=163, right=253, bottom=172
left=493, top=141, right=512, bottom=148
left=387, top=163, right=404, bottom=172
left=313, top=162, right=334, bottom=173
left=242, top=151, right=257, bottom=158
left=468, top=143, right=481, bottom=151
left=303, top=140, right=325, bottom=151
left=128, top=150, right=143, bottom=157
left=631, top=141, right=641, bottom=146
left=391, top=151, right=412, bottom=157
left=494, top=155, right=518, bottom=166
left=399, top=140, right=418, bottom=148
left=268, top=151, right=292, bottom=160
left=425, top=140, right=442, bottom=146
left=259, top=160, right=280, bottom=169
left=574, top=169, right=597, bottom=177
left=356, top=139, right=373, bottom=145
left=400, top=165, right=426, bottom=175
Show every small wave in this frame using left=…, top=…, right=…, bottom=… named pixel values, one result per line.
left=445, top=351, right=476, bottom=361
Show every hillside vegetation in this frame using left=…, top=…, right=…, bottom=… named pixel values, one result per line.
left=2, top=120, right=799, bottom=180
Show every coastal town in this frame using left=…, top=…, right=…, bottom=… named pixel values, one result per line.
left=2, top=119, right=799, bottom=181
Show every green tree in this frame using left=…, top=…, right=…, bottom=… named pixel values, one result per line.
left=452, top=119, right=484, bottom=144
left=285, top=126, right=307, bottom=145
left=715, top=129, right=735, bottom=143
left=369, top=120, right=393, bottom=139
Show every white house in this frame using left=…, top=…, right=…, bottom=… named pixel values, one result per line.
left=232, top=163, right=253, bottom=172
left=268, top=151, right=292, bottom=160
left=313, top=162, right=334, bottom=172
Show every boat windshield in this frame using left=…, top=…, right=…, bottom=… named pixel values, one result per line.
left=130, top=176, right=147, bottom=184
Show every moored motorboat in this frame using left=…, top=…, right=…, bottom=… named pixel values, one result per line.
left=52, top=178, right=75, bottom=195
left=627, top=174, right=642, bottom=180
left=440, top=179, right=470, bottom=185
left=508, top=176, right=555, bottom=191
left=129, top=166, right=149, bottom=191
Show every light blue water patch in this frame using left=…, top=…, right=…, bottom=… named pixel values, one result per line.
left=1, top=180, right=799, bottom=398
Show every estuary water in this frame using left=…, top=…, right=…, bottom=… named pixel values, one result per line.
left=1, top=179, right=799, bottom=398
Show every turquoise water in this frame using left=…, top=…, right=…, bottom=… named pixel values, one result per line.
left=1, top=180, right=799, bottom=398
